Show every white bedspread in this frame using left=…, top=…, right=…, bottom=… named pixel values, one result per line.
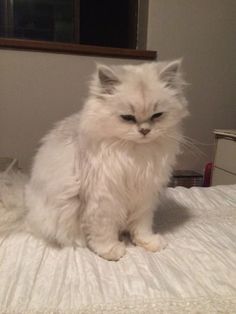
left=0, top=185, right=236, bottom=313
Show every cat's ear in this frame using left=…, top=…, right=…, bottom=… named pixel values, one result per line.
left=159, top=59, right=184, bottom=90
left=97, top=65, right=120, bottom=94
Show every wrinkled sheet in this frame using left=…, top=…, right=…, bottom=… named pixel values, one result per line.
left=0, top=185, right=236, bottom=313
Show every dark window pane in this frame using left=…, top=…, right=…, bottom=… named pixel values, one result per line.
left=79, top=0, right=138, bottom=48
left=1, top=0, right=74, bottom=42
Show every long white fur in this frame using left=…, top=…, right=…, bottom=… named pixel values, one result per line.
left=0, top=170, right=28, bottom=235
left=2, top=61, right=189, bottom=261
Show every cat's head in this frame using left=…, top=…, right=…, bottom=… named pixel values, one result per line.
left=82, top=60, right=189, bottom=143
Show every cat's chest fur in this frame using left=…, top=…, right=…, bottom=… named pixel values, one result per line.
left=79, top=139, right=172, bottom=207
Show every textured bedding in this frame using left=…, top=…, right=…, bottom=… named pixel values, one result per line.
left=0, top=184, right=236, bottom=313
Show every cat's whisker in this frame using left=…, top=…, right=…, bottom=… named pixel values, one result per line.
left=181, top=135, right=214, bottom=147
left=179, top=140, right=205, bottom=157
left=166, top=134, right=206, bottom=158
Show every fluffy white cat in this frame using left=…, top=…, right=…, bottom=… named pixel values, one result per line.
left=25, top=60, right=188, bottom=261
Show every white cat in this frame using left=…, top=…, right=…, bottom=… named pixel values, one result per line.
left=25, top=60, right=188, bottom=261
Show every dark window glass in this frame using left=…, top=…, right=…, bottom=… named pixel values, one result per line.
left=79, top=0, right=138, bottom=48
left=0, top=0, right=139, bottom=48
left=15, top=0, right=74, bottom=42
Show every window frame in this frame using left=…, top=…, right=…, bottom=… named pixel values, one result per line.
left=0, top=37, right=157, bottom=60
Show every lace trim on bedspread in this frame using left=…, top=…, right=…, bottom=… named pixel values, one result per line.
left=1, top=296, right=236, bottom=314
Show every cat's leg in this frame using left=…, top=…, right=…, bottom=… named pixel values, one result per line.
left=130, top=210, right=167, bottom=252
left=83, top=199, right=126, bottom=261
left=26, top=175, right=85, bottom=247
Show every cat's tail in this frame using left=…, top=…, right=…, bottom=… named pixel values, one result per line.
left=0, top=160, right=28, bottom=236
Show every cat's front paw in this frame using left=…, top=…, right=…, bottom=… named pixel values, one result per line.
left=97, top=241, right=126, bottom=261
left=134, top=234, right=167, bottom=252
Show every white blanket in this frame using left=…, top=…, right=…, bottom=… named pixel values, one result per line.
left=0, top=185, right=236, bottom=313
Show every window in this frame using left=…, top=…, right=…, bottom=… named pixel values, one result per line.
left=0, top=0, right=147, bottom=49
left=0, top=0, right=156, bottom=59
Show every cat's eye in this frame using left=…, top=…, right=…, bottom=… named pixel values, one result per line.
left=151, top=112, right=164, bottom=120
left=120, top=114, right=136, bottom=123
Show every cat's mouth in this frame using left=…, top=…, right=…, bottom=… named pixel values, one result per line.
left=134, top=134, right=154, bottom=144
left=120, top=132, right=158, bottom=144
left=140, top=135, right=150, bottom=140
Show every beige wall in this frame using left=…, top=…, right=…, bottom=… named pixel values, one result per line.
left=147, top=0, right=236, bottom=171
left=1, top=0, right=236, bottom=172
left=0, top=50, right=140, bottom=170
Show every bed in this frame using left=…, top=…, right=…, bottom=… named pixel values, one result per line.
left=0, top=184, right=236, bottom=313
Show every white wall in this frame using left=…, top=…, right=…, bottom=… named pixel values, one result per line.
left=0, top=50, right=140, bottom=170
left=147, top=0, right=236, bottom=171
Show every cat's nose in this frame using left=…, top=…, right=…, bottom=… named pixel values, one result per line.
left=139, top=128, right=150, bottom=136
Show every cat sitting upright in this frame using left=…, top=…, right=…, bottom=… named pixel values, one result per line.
left=25, top=60, right=188, bottom=261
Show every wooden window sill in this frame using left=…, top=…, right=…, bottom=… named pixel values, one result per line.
left=0, top=38, right=157, bottom=60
